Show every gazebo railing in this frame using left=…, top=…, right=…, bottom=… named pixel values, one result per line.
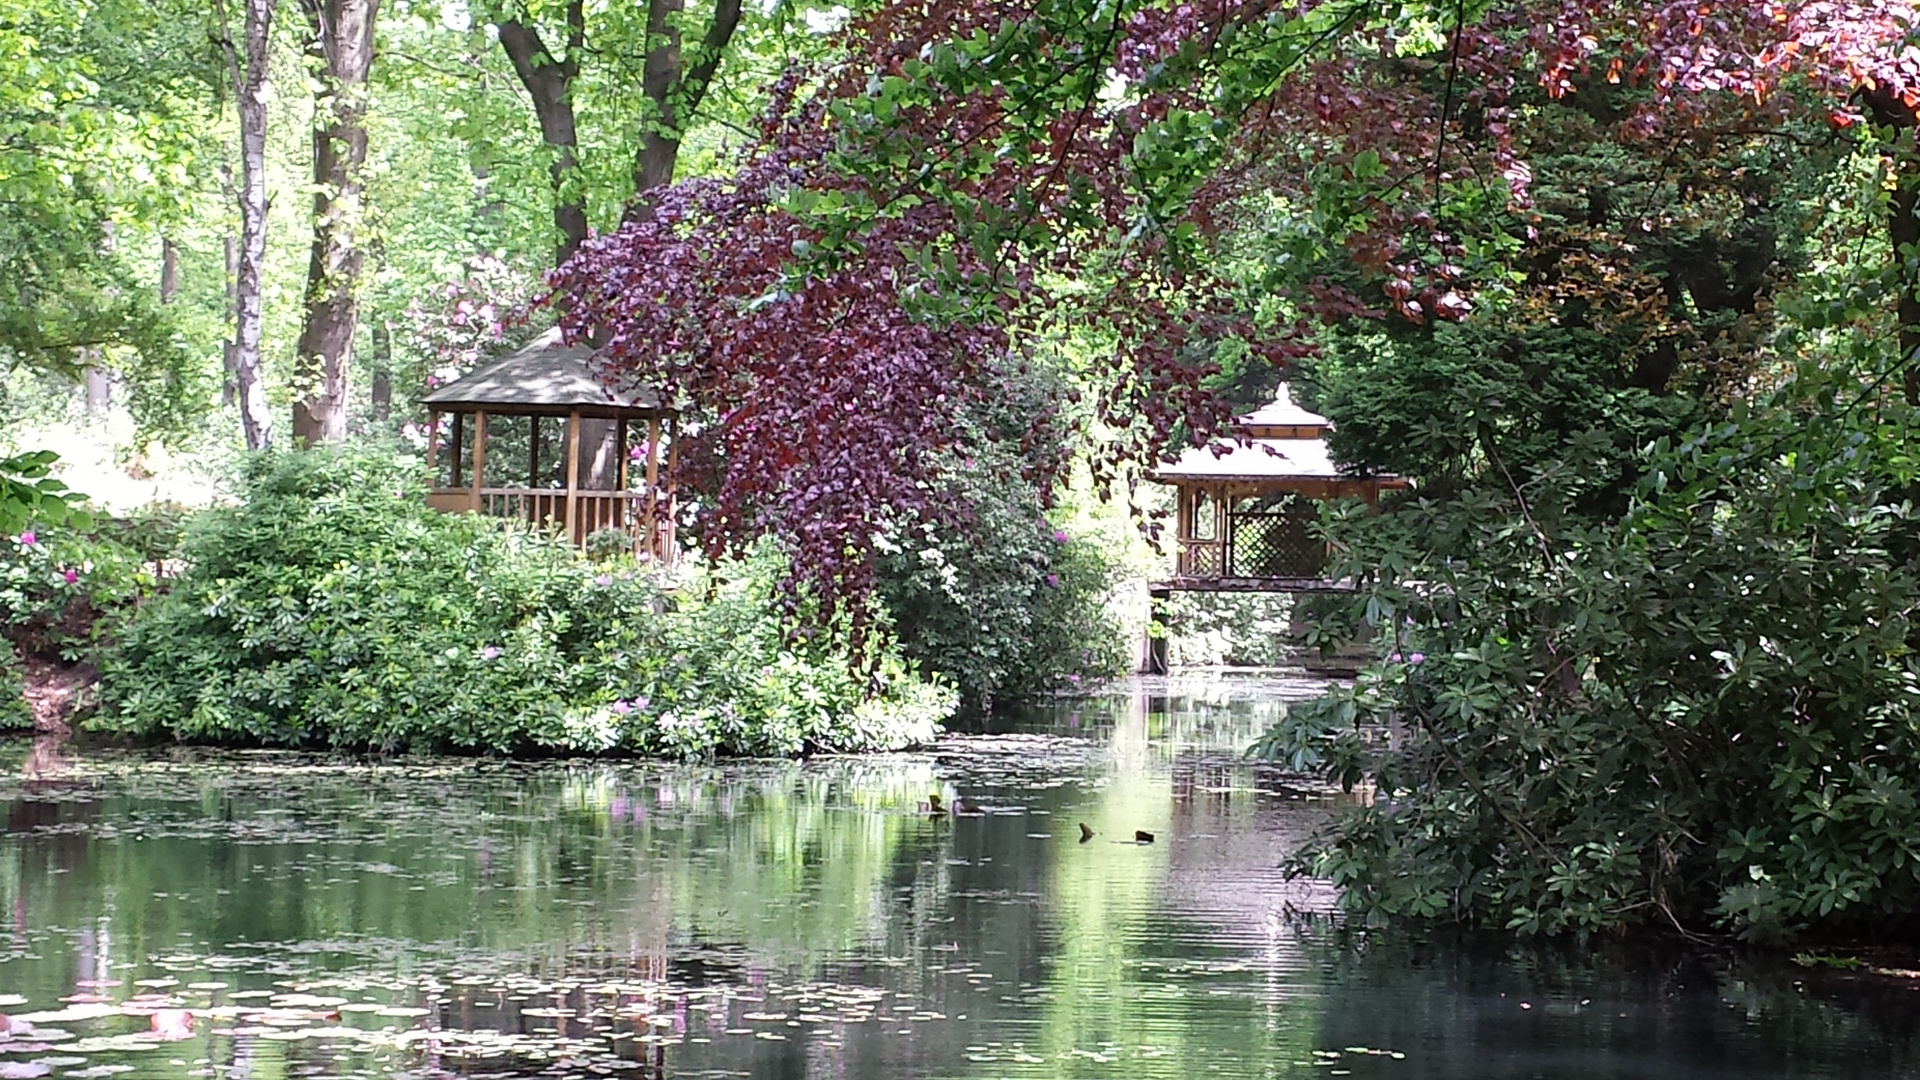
left=1176, top=538, right=1224, bottom=576
left=429, top=486, right=674, bottom=560
left=477, top=488, right=571, bottom=528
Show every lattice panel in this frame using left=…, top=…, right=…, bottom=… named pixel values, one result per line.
left=1229, top=511, right=1325, bottom=578
left=1179, top=540, right=1224, bottom=577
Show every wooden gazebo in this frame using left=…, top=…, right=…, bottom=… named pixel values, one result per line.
left=1151, top=386, right=1406, bottom=586
left=421, top=329, right=677, bottom=560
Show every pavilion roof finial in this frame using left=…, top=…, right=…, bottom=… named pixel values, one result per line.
left=1239, top=383, right=1329, bottom=430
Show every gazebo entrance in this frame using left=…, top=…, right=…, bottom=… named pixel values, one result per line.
left=421, top=329, right=676, bottom=561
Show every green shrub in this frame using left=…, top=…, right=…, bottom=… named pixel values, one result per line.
left=875, top=451, right=1126, bottom=711
left=0, top=517, right=157, bottom=662
left=1255, top=365, right=1920, bottom=941
left=94, top=448, right=953, bottom=756
left=0, top=642, right=29, bottom=731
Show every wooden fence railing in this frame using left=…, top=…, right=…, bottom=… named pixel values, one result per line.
left=429, top=487, right=675, bottom=561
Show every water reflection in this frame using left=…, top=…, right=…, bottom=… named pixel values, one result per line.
left=0, top=676, right=1915, bottom=1079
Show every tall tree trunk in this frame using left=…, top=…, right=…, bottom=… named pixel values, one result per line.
left=217, top=0, right=277, bottom=451
left=627, top=0, right=742, bottom=216
left=495, top=1, right=587, bottom=265
left=83, top=221, right=122, bottom=416
left=1896, top=171, right=1920, bottom=405
left=291, top=0, right=379, bottom=447
left=83, top=361, right=111, bottom=416
left=159, top=238, right=179, bottom=304
left=1867, top=87, right=1920, bottom=405
left=222, top=233, right=239, bottom=406
left=370, top=318, right=392, bottom=423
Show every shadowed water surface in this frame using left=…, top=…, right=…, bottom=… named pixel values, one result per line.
left=0, top=674, right=1917, bottom=1079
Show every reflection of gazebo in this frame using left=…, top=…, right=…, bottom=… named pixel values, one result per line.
left=421, top=329, right=676, bottom=560
left=1151, top=387, right=1407, bottom=584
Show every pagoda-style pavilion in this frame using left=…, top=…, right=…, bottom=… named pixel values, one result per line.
left=1151, top=386, right=1407, bottom=586
left=421, top=329, right=677, bottom=561
left=1139, top=387, right=1406, bottom=673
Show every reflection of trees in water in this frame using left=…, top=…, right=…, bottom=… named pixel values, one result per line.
left=16, top=681, right=1909, bottom=1080
left=1312, top=935, right=1920, bottom=1077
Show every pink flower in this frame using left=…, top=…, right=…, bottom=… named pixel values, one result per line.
left=1052, top=529, right=1069, bottom=542
left=1409, top=652, right=1426, bottom=665
left=481, top=645, right=501, bottom=660
left=594, top=574, right=613, bottom=586
left=15, top=530, right=35, bottom=546
left=611, top=700, right=633, bottom=715
left=1045, top=574, right=1060, bottom=587
left=62, top=568, right=77, bottom=584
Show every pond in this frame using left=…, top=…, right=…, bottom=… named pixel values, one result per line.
left=2, top=674, right=1919, bottom=1080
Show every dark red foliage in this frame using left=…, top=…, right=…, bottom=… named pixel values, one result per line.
left=553, top=0, right=1917, bottom=630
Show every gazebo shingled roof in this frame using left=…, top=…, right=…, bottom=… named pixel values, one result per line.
left=421, top=328, right=665, bottom=416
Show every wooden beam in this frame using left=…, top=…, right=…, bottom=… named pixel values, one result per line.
left=448, top=412, right=464, bottom=489
left=470, top=411, right=488, bottom=512
left=616, top=418, right=629, bottom=492
left=643, top=417, right=660, bottom=560
left=565, top=409, right=583, bottom=543
left=529, top=415, right=540, bottom=493
left=666, top=417, right=679, bottom=561
left=425, top=409, right=440, bottom=484
left=1147, top=576, right=1356, bottom=594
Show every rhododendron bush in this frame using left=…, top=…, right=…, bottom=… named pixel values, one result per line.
left=549, top=0, right=1920, bottom=627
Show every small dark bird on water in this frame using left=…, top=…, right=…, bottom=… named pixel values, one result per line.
left=1078, top=822, right=1095, bottom=843
left=952, top=796, right=984, bottom=815
left=922, top=793, right=946, bottom=816
left=1134, top=830, right=1155, bottom=844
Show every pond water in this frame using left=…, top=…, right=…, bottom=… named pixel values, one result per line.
left=3, top=674, right=1920, bottom=1080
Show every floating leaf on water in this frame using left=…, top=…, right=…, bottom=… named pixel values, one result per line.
left=9, top=1008, right=115, bottom=1026
left=0, top=1064, right=51, bottom=1079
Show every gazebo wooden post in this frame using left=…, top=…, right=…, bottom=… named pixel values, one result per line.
left=642, top=417, right=661, bottom=560
left=663, top=417, right=679, bottom=562
left=448, top=413, right=464, bottom=488
left=1176, top=485, right=1193, bottom=574
left=470, top=411, right=488, bottom=513
left=529, top=416, right=541, bottom=498
left=565, top=409, right=583, bottom=543
left=1216, top=483, right=1231, bottom=577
